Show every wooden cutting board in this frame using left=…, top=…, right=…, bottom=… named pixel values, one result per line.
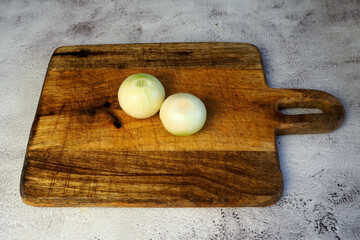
left=20, top=42, right=344, bottom=207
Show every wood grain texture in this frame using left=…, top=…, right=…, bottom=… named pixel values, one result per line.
left=20, top=43, right=345, bottom=207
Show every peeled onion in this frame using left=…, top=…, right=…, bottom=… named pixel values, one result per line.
left=118, top=73, right=165, bottom=119
left=160, top=93, right=207, bottom=136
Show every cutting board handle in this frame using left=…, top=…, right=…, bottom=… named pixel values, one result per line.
left=275, top=89, right=345, bottom=135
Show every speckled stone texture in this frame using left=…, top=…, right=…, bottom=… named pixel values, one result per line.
left=0, top=0, right=359, bottom=239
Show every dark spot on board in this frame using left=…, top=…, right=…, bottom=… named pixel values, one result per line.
left=208, top=8, right=227, bottom=18
left=39, top=110, right=56, bottom=117
left=77, top=49, right=89, bottom=57
left=177, top=51, right=193, bottom=56
left=116, top=63, right=126, bottom=69
left=103, top=101, right=111, bottom=108
left=72, top=21, right=95, bottom=36
left=105, top=109, right=122, bottom=129
left=113, top=121, right=121, bottom=129
left=85, top=109, right=96, bottom=116
left=89, top=109, right=96, bottom=115
left=53, top=49, right=98, bottom=58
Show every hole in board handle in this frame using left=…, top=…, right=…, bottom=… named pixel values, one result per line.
left=279, top=108, right=323, bottom=115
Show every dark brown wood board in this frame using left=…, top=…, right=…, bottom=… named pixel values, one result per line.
left=20, top=42, right=344, bottom=207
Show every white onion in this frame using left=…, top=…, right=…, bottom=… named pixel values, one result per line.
left=160, top=93, right=207, bottom=136
left=118, top=73, right=165, bottom=119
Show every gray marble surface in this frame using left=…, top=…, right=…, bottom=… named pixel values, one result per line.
left=1, top=0, right=359, bottom=239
